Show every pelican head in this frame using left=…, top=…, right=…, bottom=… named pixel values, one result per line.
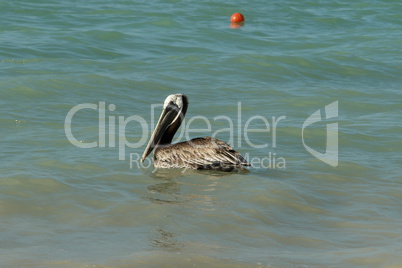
left=141, top=93, right=188, bottom=162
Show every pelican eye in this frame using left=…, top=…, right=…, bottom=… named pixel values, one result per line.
left=166, top=102, right=180, bottom=111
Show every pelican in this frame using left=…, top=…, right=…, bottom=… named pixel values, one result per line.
left=141, top=93, right=250, bottom=172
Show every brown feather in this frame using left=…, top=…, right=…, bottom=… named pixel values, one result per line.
left=153, top=137, right=250, bottom=171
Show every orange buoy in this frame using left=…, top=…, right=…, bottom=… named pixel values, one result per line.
left=230, top=13, right=245, bottom=23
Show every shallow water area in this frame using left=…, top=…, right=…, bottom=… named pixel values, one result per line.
left=1, top=0, right=402, bottom=267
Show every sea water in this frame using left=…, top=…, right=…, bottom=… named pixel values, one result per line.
left=1, top=0, right=402, bottom=267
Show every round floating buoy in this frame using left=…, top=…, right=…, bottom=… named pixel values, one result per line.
left=230, top=13, right=245, bottom=23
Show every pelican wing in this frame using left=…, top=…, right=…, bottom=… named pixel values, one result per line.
left=154, top=137, right=250, bottom=171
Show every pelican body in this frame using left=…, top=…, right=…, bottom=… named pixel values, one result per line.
left=141, top=94, right=250, bottom=172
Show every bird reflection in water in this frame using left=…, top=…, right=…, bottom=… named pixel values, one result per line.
left=149, top=227, right=184, bottom=252
left=146, top=168, right=236, bottom=209
left=145, top=169, right=236, bottom=252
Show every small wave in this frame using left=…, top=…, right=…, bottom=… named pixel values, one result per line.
left=1, top=58, right=44, bottom=64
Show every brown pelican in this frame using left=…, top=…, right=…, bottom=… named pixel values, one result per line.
left=141, top=93, right=250, bottom=172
